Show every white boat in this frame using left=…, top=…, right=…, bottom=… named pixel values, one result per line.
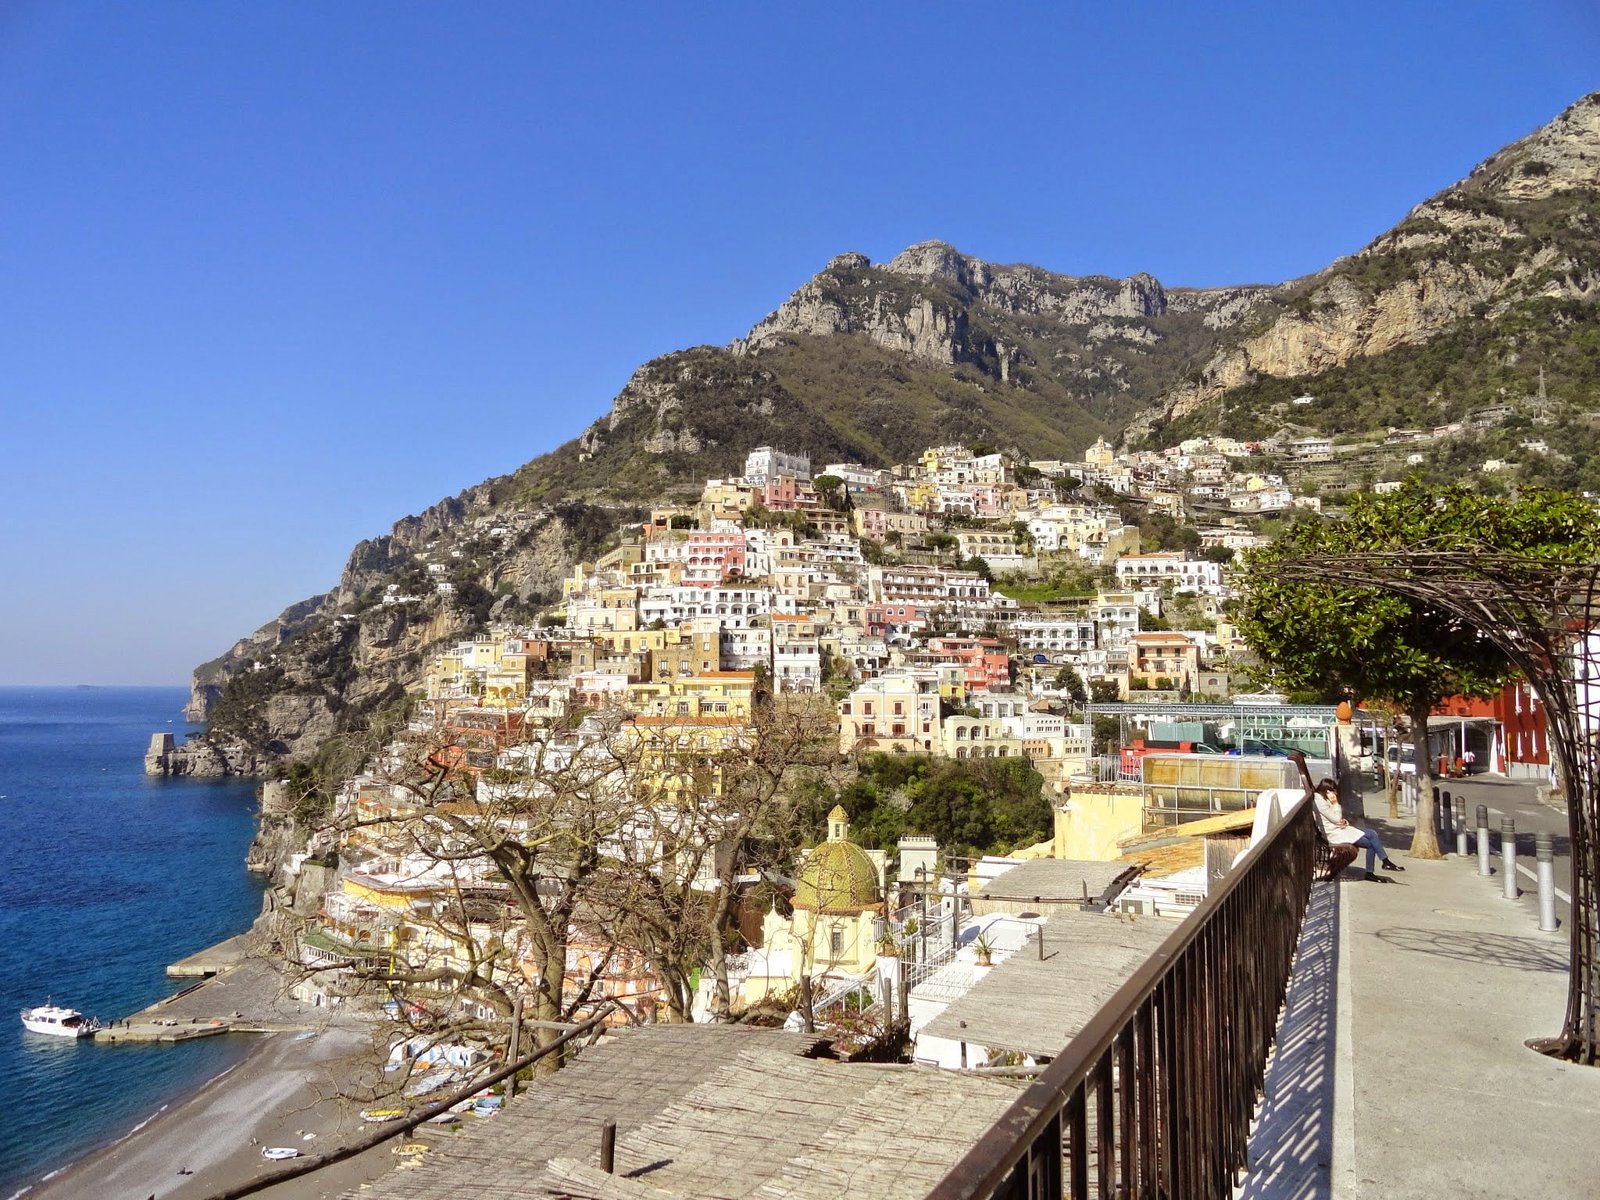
left=20, top=1005, right=99, bottom=1038
left=262, top=1147, right=301, bottom=1161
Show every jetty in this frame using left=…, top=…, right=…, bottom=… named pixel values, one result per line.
left=94, top=1017, right=231, bottom=1043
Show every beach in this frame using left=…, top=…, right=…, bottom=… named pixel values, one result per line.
left=26, top=1026, right=401, bottom=1200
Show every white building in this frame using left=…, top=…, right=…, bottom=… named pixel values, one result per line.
left=1114, top=553, right=1225, bottom=594
left=639, top=586, right=782, bottom=629
left=1012, top=617, right=1098, bottom=657
left=744, top=446, right=811, bottom=485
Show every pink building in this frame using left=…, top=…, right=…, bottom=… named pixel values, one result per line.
left=760, top=475, right=821, bottom=512
left=683, top=531, right=746, bottom=586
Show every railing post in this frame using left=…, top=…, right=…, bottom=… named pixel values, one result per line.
left=1502, top=818, right=1518, bottom=900
left=1477, top=804, right=1492, bottom=876
left=1537, top=833, right=1559, bottom=932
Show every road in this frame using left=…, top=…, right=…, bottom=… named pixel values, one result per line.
left=1422, top=775, right=1573, bottom=928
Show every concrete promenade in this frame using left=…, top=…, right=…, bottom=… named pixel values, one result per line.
left=1241, top=778, right=1600, bottom=1199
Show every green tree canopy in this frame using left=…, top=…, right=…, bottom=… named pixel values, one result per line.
left=1239, top=482, right=1600, bottom=856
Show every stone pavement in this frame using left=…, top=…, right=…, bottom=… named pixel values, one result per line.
left=1241, top=780, right=1600, bottom=1199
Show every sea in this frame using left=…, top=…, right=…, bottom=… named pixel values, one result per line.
left=0, top=687, right=266, bottom=1197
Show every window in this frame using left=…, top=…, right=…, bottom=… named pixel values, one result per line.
left=829, top=929, right=845, bottom=957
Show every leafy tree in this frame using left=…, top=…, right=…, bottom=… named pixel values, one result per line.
left=1088, top=680, right=1121, bottom=704
left=812, top=474, right=845, bottom=510
left=1052, top=665, right=1088, bottom=703
left=1238, top=483, right=1594, bottom=858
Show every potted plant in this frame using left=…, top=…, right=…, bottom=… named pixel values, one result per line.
left=974, top=931, right=994, bottom=967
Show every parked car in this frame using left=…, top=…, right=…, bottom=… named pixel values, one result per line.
left=1384, top=745, right=1417, bottom=777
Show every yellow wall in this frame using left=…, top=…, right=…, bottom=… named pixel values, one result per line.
left=1052, top=787, right=1147, bottom=860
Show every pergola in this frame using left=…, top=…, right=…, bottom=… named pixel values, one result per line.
left=1260, top=549, right=1600, bottom=1065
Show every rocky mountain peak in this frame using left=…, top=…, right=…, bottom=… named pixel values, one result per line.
left=883, top=241, right=992, bottom=291
left=1463, top=91, right=1600, bottom=202
left=825, top=251, right=871, bottom=273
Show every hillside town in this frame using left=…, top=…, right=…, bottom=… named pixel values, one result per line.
left=273, top=440, right=1381, bottom=1055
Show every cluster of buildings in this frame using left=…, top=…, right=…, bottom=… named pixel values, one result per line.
left=279, top=441, right=1304, bottom=1044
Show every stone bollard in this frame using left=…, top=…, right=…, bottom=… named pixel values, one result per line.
left=1536, top=833, right=1559, bottom=932
left=1477, top=805, right=1492, bottom=876
left=1502, top=818, right=1518, bottom=900
left=1456, top=806, right=1469, bottom=857
left=1434, top=786, right=1444, bottom=838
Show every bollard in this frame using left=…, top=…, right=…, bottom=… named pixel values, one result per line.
left=1477, top=805, right=1492, bottom=876
left=1456, top=808, right=1469, bottom=858
left=1536, top=833, right=1559, bottom=932
left=1502, top=818, right=1518, bottom=900
left=1433, top=786, right=1443, bottom=838
left=1440, top=790, right=1453, bottom=845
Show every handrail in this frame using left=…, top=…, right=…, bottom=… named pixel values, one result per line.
left=926, top=793, right=1317, bottom=1200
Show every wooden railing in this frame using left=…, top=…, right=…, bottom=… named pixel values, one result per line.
left=927, top=795, right=1318, bottom=1200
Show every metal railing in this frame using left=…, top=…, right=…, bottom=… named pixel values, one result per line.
left=926, top=794, right=1318, bottom=1200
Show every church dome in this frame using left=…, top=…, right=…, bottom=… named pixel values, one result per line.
left=792, top=806, right=882, bottom=914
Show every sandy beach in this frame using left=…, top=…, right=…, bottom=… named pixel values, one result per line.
left=25, top=1027, right=401, bottom=1200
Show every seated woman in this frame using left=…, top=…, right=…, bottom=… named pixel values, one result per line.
left=1311, top=776, right=1404, bottom=880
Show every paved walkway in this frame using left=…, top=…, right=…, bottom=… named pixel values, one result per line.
left=1242, top=779, right=1600, bottom=1199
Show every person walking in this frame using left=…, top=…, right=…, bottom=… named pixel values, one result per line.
left=1312, top=776, right=1404, bottom=880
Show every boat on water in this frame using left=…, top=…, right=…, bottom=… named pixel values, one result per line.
left=21, top=1004, right=100, bottom=1038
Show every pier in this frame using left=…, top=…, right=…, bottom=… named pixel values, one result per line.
left=94, top=1017, right=231, bottom=1043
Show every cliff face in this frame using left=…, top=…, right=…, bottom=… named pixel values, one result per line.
left=1129, top=91, right=1600, bottom=440
left=194, top=495, right=600, bottom=758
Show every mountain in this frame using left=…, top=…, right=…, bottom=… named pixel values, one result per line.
left=191, top=91, right=1600, bottom=763
left=1130, top=91, right=1600, bottom=452
left=495, top=243, right=1274, bottom=509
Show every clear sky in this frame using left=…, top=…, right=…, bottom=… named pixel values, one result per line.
left=1, top=2, right=1596, bottom=686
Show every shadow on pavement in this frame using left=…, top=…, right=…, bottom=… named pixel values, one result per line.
left=1373, top=927, right=1567, bottom=973
left=1239, top=879, right=1339, bottom=1200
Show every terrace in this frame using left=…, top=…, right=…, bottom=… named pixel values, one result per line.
left=278, top=784, right=1592, bottom=1200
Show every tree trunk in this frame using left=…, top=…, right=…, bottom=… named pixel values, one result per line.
left=1408, top=696, right=1443, bottom=859
left=1385, top=717, right=1400, bottom=818
left=707, top=883, right=734, bottom=1020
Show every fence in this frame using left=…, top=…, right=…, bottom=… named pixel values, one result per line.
left=926, top=793, right=1318, bottom=1200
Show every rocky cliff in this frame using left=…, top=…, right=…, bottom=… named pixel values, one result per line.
left=1129, top=91, right=1600, bottom=441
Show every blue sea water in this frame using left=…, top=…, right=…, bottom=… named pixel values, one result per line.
left=0, top=687, right=266, bottom=1196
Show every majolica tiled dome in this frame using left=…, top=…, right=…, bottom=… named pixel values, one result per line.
left=792, top=805, right=881, bottom=914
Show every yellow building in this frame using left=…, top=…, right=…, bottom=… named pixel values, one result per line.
left=699, top=478, right=756, bottom=523
left=743, top=806, right=886, bottom=1006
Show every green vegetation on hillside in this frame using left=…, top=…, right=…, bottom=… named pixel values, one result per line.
left=1159, top=294, right=1600, bottom=456
left=802, top=754, right=1053, bottom=861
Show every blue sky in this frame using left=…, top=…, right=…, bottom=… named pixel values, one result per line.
left=1, top=2, right=1596, bottom=686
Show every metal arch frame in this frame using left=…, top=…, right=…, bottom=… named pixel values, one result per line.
left=1255, top=548, right=1600, bottom=1065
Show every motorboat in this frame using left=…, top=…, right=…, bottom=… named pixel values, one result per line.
left=21, top=1004, right=99, bottom=1038
left=262, top=1147, right=301, bottom=1161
